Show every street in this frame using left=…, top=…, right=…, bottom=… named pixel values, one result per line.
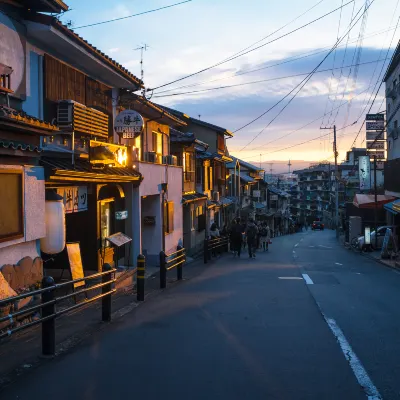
left=2, top=230, right=400, bottom=400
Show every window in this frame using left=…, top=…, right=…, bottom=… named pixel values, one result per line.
left=196, top=160, right=202, bottom=185
left=100, top=199, right=114, bottom=248
left=204, top=164, right=213, bottom=191
left=152, top=131, right=163, bottom=163
left=217, top=134, right=225, bottom=153
left=164, top=201, right=174, bottom=234
left=196, top=206, right=206, bottom=232
left=183, top=152, right=194, bottom=182
left=394, top=79, right=398, bottom=89
left=388, top=103, right=391, bottom=114
left=0, top=171, right=23, bottom=242
left=134, top=135, right=141, bottom=161
left=191, top=209, right=196, bottom=230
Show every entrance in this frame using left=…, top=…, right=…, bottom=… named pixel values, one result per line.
left=98, top=198, right=115, bottom=270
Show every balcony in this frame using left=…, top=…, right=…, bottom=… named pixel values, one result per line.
left=0, top=63, right=13, bottom=94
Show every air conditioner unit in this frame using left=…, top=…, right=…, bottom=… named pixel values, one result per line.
left=162, top=155, right=168, bottom=164
left=144, top=151, right=156, bottom=163
left=163, top=155, right=178, bottom=166
left=213, top=191, right=220, bottom=202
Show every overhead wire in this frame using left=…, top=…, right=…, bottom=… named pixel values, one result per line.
left=149, top=0, right=355, bottom=91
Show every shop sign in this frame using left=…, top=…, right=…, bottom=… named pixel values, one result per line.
left=57, top=186, right=88, bottom=214
left=368, top=150, right=385, bottom=160
left=358, top=156, right=371, bottom=191
left=366, top=113, right=384, bottom=121
left=114, top=110, right=144, bottom=139
left=115, top=210, right=128, bottom=220
left=367, top=141, right=385, bottom=150
left=143, top=216, right=156, bottom=225
left=366, top=131, right=384, bottom=141
left=366, top=121, right=384, bottom=130
left=270, top=195, right=278, bottom=201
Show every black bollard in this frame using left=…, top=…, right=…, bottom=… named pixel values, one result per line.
left=41, top=276, right=56, bottom=357
left=102, top=263, right=112, bottom=322
left=137, top=254, right=145, bottom=301
left=160, top=251, right=167, bottom=289
left=177, top=245, right=184, bottom=281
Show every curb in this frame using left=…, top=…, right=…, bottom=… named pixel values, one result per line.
left=361, top=252, right=400, bottom=272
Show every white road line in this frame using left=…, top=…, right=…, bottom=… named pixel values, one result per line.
left=325, top=318, right=382, bottom=400
left=335, top=262, right=343, bottom=266
left=295, top=243, right=299, bottom=247
left=309, top=245, right=315, bottom=248
left=302, top=273, right=313, bottom=285
left=278, top=277, right=303, bottom=280
left=319, top=245, right=333, bottom=249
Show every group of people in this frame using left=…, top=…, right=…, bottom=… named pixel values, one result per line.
left=228, top=218, right=271, bottom=259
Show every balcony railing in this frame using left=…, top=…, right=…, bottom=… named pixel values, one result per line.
left=0, top=63, right=13, bottom=94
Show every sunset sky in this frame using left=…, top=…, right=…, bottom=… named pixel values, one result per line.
left=62, top=0, right=399, bottom=170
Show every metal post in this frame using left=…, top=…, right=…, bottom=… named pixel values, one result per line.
left=204, top=238, right=209, bottom=264
left=41, top=276, right=56, bottom=357
left=177, top=245, right=184, bottom=281
left=333, top=125, right=339, bottom=238
left=102, top=263, right=112, bottom=322
left=137, top=254, right=145, bottom=301
left=374, top=155, right=378, bottom=249
left=160, top=251, right=167, bottom=289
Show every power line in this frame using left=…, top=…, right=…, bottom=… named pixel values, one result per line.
left=232, top=0, right=373, bottom=138
left=154, top=25, right=398, bottom=95
left=152, top=58, right=388, bottom=98
left=149, top=0, right=355, bottom=91
left=73, top=0, right=194, bottom=29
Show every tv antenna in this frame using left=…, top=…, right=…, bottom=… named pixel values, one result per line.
left=288, top=159, right=292, bottom=173
left=134, top=44, right=149, bottom=96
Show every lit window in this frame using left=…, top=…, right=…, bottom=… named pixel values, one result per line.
left=164, top=201, right=174, bottom=234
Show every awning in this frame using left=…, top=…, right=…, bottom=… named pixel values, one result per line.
left=182, top=192, right=207, bottom=204
left=41, top=157, right=143, bottom=184
left=384, top=199, right=400, bottom=214
left=353, top=194, right=395, bottom=209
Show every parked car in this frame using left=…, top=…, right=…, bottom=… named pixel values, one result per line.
left=312, top=221, right=324, bottom=230
left=357, top=226, right=397, bottom=250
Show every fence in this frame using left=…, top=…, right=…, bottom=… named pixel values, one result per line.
left=204, top=236, right=230, bottom=264
left=159, top=245, right=186, bottom=288
left=0, top=264, right=116, bottom=356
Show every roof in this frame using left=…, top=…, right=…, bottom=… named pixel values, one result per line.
left=383, top=40, right=400, bottom=82
left=0, top=138, right=41, bottom=153
left=197, top=150, right=232, bottom=162
left=0, top=105, right=59, bottom=134
left=41, top=157, right=143, bottom=183
left=226, top=156, right=263, bottom=172
left=384, top=199, right=400, bottom=214
left=155, top=105, right=233, bottom=137
left=24, top=14, right=143, bottom=88
left=353, top=194, right=395, bottom=209
left=12, top=0, right=68, bottom=12
left=182, top=192, right=207, bottom=204
left=240, top=172, right=256, bottom=184
left=294, top=164, right=331, bottom=174
left=269, top=186, right=290, bottom=197
left=170, top=127, right=209, bottom=149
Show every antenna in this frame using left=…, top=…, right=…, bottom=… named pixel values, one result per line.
left=288, top=159, right=292, bottom=173
left=134, top=44, right=149, bottom=96
left=198, top=114, right=201, bottom=120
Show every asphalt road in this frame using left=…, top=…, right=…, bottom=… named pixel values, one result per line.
left=2, top=230, right=400, bottom=399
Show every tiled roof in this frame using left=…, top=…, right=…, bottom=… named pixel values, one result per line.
left=25, top=14, right=143, bottom=87
left=240, top=173, right=255, bottom=183
left=0, top=139, right=41, bottom=153
left=182, top=192, right=208, bottom=204
left=0, top=106, right=59, bottom=133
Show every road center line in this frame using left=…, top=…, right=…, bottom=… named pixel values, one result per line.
left=302, top=274, right=313, bottom=285
left=295, top=243, right=299, bottom=247
left=324, top=318, right=382, bottom=400
left=278, top=277, right=303, bottom=280
left=335, top=262, right=343, bottom=266
left=319, top=245, right=332, bottom=249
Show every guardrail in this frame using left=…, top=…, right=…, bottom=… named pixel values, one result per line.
left=0, top=264, right=116, bottom=356
left=159, top=245, right=186, bottom=289
left=204, top=236, right=229, bottom=264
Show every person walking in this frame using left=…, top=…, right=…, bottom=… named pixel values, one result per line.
left=231, top=218, right=243, bottom=258
left=246, top=219, right=258, bottom=259
left=210, top=223, right=220, bottom=257
left=259, top=223, right=271, bottom=251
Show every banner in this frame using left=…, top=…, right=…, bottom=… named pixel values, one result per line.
left=358, top=156, right=371, bottom=190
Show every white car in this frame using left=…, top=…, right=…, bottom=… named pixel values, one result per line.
left=357, top=226, right=394, bottom=250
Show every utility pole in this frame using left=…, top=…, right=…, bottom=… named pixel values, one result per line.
left=321, top=125, right=339, bottom=238
left=373, top=155, right=378, bottom=249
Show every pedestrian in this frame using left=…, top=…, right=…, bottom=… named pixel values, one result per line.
left=210, top=222, right=220, bottom=257
left=246, top=219, right=258, bottom=258
left=231, top=218, right=243, bottom=258
left=259, top=223, right=271, bottom=251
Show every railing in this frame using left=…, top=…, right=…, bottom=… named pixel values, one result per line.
left=204, top=235, right=230, bottom=264
left=0, top=264, right=116, bottom=356
left=159, top=246, right=186, bottom=289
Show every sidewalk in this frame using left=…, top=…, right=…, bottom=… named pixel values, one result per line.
left=0, top=254, right=206, bottom=390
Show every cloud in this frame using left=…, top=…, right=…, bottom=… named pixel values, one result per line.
left=108, top=47, right=120, bottom=54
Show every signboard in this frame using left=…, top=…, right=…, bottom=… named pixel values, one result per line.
left=253, top=190, right=261, bottom=198
left=367, top=141, right=385, bottom=150
left=366, top=113, right=384, bottom=121
left=270, top=195, right=278, bottom=201
left=66, top=242, right=85, bottom=289
left=366, top=131, right=385, bottom=141
left=114, top=110, right=144, bottom=139
left=366, top=121, right=384, bottom=130
left=364, top=227, right=371, bottom=245
left=57, top=186, right=88, bottom=214
left=358, top=156, right=371, bottom=191
left=368, top=150, right=385, bottom=160
left=89, top=140, right=127, bottom=167
left=376, top=161, right=385, bottom=170
left=106, top=232, right=132, bottom=248
left=143, top=216, right=156, bottom=225
left=115, top=210, right=128, bottom=220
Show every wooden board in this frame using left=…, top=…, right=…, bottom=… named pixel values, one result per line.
left=66, top=242, right=85, bottom=289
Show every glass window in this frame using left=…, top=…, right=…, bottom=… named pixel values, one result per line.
left=100, top=200, right=114, bottom=247
left=134, top=135, right=141, bottom=161
left=164, top=201, right=174, bottom=234
left=152, top=131, right=163, bottom=163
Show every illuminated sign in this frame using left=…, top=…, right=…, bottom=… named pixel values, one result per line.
left=358, top=156, right=371, bottom=191
left=114, top=110, right=144, bottom=139
left=365, top=226, right=371, bottom=245
left=366, top=113, right=384, bottom=121
left=57, top=186, right=88, bottom=214
left=89, top=140, right=128, bottom=167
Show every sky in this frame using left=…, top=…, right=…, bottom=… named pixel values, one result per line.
left=61, top=0, right=400, bottom=171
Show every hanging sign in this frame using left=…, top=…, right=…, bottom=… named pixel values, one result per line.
left=367, top=141, right=385, bottom=150
left=366, top=113, right=384, bottom=121
left=366, top=121, right=384, bottom=130
left=358, top=156, right=371, bottom=190
left=114, top=110, right=144, bottom=139
left=57, top=186, right=88, bottom=214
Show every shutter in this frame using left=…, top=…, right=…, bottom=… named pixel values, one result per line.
left=168, top=201, right=174, bottom=233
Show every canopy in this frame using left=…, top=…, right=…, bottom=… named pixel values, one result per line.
left=384, top=199, right=400, bottom=214
left=353, top=194, right=395, bottom=209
